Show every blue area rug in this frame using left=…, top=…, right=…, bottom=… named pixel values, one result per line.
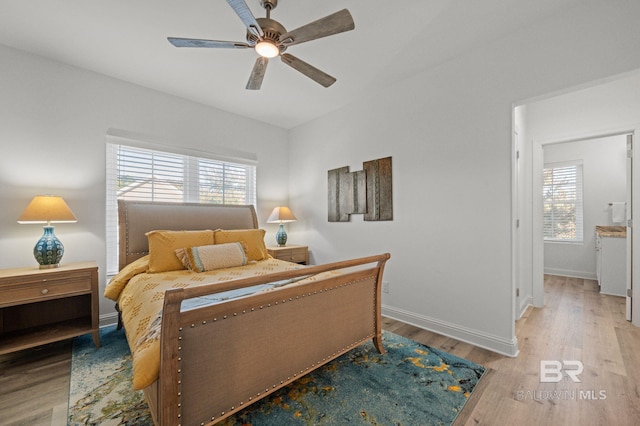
left=68, top=326, right=485, bottom=425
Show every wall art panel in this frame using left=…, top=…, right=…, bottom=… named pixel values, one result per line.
left=327, top=156, right=392, bottom=222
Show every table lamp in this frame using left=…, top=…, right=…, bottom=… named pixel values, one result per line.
left=18, top=195, right=77, bottom=268
left=266, top=206, right=297, bottom=246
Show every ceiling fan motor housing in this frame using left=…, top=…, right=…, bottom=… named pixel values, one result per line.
left=247, top=17, right=287, bottom=52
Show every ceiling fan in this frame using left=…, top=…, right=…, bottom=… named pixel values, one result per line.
left=168, top=0, right=355, bottom=90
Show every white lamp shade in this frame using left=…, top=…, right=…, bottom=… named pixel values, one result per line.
left=18, top=195, right=77, bottom=224
left=267, top=206, right=297, bottom=223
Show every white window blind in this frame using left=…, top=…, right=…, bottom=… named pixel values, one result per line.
left=106, top=142, right=256, bottom=274
left=543, top=162, right=583, bottom=242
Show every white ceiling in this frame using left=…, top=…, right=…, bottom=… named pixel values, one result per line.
left=0, top=0, right=584, bottom=129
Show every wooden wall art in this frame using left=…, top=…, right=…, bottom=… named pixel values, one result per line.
left=328, top=156, right=392, bottom=222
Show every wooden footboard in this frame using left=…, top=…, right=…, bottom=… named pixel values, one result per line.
left=149, top=253, right=390, bottom=426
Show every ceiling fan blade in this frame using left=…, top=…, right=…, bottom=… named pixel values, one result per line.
left=168, top=37, right=250, bottom=49
left=246, top=57, right=269, bottom=90
left=226, top=0, right=263, bottom=39
left=279, top=9, right=354, bottom=47
left=280, top=53, right=336, bottom=88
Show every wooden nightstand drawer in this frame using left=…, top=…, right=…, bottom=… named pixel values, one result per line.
left=0, top=273, right=92, bottom=306
left=267, top=245, right=309, bottom=265
left=284, top=249, right=308, bottom=263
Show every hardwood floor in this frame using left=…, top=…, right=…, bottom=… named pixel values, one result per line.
left=1, top=275, right=639, bottom=425
left=390, top=275, right=640, bottom=426
left=0, top=339, right=71, bottom=426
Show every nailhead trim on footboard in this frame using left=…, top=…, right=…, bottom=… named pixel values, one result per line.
left=176, top=275, right=379, bottom=425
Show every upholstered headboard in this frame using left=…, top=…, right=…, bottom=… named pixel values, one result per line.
left=118, top=200, right=258, bottom=270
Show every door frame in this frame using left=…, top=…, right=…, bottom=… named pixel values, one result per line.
left=626, top=134, right=633, bottom=321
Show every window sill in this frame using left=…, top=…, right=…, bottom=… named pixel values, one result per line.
left=543, top=239, right=584, bottom=246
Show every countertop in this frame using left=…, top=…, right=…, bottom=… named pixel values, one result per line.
left=595, top=226, right=627, bottom=238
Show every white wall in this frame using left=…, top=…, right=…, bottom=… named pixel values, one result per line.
left=543, top=135, right=627, bottom=279
left=526, top=72, right=640, bottom=138
left=288, top=1, right=640, bottom=355
left=0, top=44, right=290, bottom=321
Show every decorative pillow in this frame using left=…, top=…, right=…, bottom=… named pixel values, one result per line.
left=104, top=255, right=150, bottom=301
left=214, top=229, right=268, bottom=261
left=175, top=242, right=247, bottom=273
left=146, top=230, right=214, bottom=273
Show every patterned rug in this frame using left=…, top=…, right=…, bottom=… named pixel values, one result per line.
left=68, top=326, right=485, bottom=425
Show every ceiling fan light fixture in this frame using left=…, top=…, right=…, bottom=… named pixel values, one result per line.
left=255, top=40, right=279, bottom=58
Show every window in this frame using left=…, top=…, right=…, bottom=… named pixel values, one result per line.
left=106, top=139, right=256, bottom=274
left=543, top=162, right=583, bottom=242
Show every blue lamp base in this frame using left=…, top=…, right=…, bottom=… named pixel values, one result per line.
left=34, top=226, right=64, bottom=269
left=275, top=223, right=288, bottom=247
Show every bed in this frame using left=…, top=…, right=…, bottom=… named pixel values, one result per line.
left=105, top=200, right=390, bottom=426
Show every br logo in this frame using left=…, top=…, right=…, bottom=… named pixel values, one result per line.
left=540, top=360, right=584, bottom=383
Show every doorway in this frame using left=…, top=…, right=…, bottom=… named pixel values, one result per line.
left=512, top=70, right=640, bottom=327
left=543, top=134, right=630, bottom=313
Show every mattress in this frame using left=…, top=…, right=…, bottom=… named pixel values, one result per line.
left=104, top=256, right=308, bottom=389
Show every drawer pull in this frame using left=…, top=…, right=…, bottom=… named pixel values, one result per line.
left=41, top=288, right=49, bottom=295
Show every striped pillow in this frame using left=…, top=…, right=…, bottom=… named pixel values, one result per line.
left=175, top=242, right=247, bottom=273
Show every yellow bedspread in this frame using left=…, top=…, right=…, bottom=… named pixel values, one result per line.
left=104, top=256, right=307, bottom=390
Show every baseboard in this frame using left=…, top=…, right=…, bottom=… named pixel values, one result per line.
left=543, top=267, right=596, bottom=280
left=99, top=312, right=119, bottom=328
left=518, top=296, right=533, bottom=319
left=382, top=305, right=519, bottom=357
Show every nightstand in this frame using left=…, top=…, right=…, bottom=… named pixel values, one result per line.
left=0, top=261, right=100, bottom=355
left=267, top=245, right=309, bottom=265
